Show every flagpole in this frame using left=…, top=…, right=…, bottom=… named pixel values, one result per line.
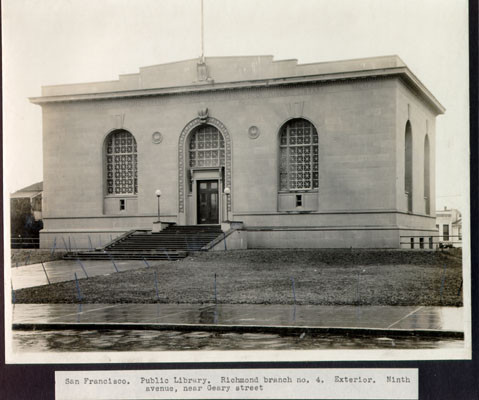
left=201, top=0, right=204, bottom=62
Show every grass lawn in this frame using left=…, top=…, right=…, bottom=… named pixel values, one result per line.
left=14, top=249, right=463, bottom=306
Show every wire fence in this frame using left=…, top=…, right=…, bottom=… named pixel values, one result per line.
left=10, top=234, right=124, bottom=251
left=399, top=235, right=462, bottom=249
left=10, top=237, right=40, bottom=249
left=13, top=233, right=462, bottom=251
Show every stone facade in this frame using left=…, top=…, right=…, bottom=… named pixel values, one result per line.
left=31, top=55, right=445, bottom=249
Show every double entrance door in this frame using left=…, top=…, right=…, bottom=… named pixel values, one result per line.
left=197, top=180, right=219, bottom=224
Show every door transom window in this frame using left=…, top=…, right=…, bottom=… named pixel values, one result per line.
left=189, top=125, right=225, bottom=168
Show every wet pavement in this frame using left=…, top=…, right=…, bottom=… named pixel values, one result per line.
left=10, top=259, right=153, bottom=290
left=12, top=303, right=464, bottom=335
left=12, top=328, right=463, bottom=352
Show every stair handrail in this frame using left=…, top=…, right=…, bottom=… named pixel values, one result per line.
left=200, top=228, right=238, bottom=251
left=101, top=229, right=140, bottom=251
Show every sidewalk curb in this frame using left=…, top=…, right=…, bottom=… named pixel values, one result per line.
left=12, top=322, right=464, bottom=339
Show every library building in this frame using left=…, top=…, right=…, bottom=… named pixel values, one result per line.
left=30, top=55, right=444, bottom=250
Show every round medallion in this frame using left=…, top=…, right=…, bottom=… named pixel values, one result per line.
left=152, top=131, right=163, bottom=144
left=248, top=125, right=260, bottom=139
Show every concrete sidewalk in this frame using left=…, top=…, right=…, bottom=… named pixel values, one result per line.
left=11, top=259, right=157, bottom=290
left=11, top=303, right=464, bottom=338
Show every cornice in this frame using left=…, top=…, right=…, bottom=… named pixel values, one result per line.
left=29, top=66, right=445, bottom=115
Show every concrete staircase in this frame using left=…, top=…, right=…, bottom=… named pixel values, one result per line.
left=64, top=225, right=224, bottom=260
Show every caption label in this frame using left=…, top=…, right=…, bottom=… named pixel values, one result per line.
left=56, top=368, right=417, bottom=399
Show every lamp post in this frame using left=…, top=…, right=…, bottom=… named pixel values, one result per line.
left=224, top=187, right=230, bottom=222
left=155, top=189, right=162, bottom=222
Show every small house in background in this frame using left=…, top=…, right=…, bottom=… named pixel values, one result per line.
left=10, top=181, right=43, bottom=248
left=435, top=207, right=462, bottom=248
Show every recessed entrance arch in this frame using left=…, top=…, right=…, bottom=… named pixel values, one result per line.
left=178, top=116, right=232, bottom=225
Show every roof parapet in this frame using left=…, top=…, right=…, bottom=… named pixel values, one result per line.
left=30, top=55, right=444, bottom=114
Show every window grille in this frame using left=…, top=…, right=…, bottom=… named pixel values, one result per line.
left=105, top=130, right=138, bottom=195
left=189, top=125, right=225, bottom=168
left=424, top=135, right=430, bottom=214
left=279, top=119, right=319, bottom=191
left=405, top=122, right=413, bottom=212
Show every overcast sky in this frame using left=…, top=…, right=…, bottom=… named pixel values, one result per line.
left=2, top=0, right=469, bottom=211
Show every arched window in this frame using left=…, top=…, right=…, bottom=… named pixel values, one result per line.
left=405, top=122, right=413, bottom=212
left=105, top=130, right=137, bottom=195
left=279, top=118, right=319, bottom=191
left=424, top=135, right=430, bottom=214
left=188, top=125, right=225, bottom=168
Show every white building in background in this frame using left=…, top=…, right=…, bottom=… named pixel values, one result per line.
left=10, top=181, right=43, bottom=221
left=436, top=207, right=462, bottom=248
